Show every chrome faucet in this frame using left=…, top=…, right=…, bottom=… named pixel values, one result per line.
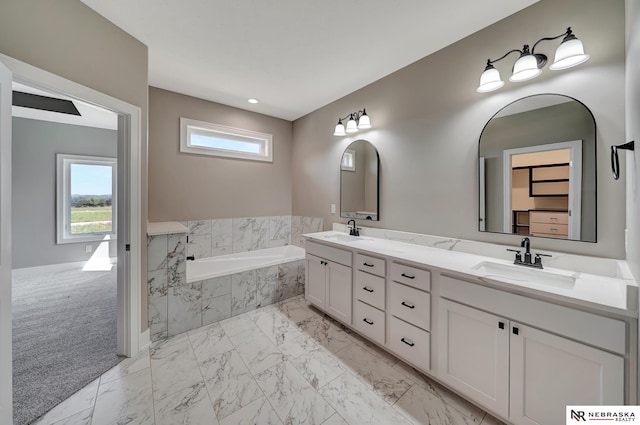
left=506, top=237, right=551, bottom=269
left=347, top=219, right=359, bottom=236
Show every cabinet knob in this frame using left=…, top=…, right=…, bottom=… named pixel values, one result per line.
left=512, top=326, right=519, bottom=335
left=498, top=321, right=505, bottom=330
left=363, top=318, right=374, bottom=325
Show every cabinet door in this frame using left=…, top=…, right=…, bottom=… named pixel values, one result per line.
left=438, top=299, right=509, bottom=418
left=509, top=323, right=624, bottom=425
left=326, top=261, right=352, bottom=325
left=305, top=254, right=326, bottom=309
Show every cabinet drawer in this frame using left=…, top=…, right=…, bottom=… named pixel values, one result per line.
left=355, top=270, right=385, bottom=310
left=389, top=281, right=430, bottom=330
left=529, top=211, right=568, bottom=224
left=390, top=262, right=431, bottom=291
left=355, top=253, right=386, bottom=277
left=389, top=316, right=430, bottom=371
left=530, top=222, right=568, bottom=236
left=354, top=300, right=385, bottom=345
left=305, top=240, right=352, bottom=267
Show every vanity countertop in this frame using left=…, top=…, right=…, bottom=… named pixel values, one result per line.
left=147, top=221, right=188, bottom=236
left=303, top=231, right=638, bottom=319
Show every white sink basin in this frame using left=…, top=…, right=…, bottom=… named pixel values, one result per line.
left=472, top=261, right=576, bottom=289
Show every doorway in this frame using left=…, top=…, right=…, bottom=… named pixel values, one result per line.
left=11, top=81, right=123, bottom=425
left=0, top=54, right=142, bottom=425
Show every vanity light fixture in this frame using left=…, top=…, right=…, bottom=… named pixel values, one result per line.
left=476, top=27, right=589, bottom=93
left=333, top=108, right=371, bottom=136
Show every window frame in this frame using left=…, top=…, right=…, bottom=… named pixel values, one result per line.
left=180, top=117, right=273, bottom=162
left=56, top=153, right=117, bottom=245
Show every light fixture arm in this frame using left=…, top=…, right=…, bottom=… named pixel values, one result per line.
left=485, top=49, right=524, bottom=68
left=337, top=109, right=368, bottom=122
left=531, top=27, right=573, bottom=55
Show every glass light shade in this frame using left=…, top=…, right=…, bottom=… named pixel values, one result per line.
left=346, top=116, right=358, bottom=133
left=509, top=54, right=542, bottom=82
left=476, top=67, right=504, bottom=93
left=549, top=38, right=590, bottom=70
left=358, top=113, right=371, bottom=129
left=333, top=121, right=346, bottom=136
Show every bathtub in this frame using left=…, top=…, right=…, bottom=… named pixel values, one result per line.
left=187, top=244, right=306, bottom=283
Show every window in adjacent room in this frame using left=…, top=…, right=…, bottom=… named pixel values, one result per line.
left=56, top=154, right=117, bottom=244
left=180, top=117, right=273, bottom=162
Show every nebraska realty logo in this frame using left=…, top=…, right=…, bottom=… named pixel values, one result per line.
left=567, top=406, right=639, bottom=423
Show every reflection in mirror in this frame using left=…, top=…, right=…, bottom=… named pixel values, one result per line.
left=340, top=140, right=380, bottom=221
left=479, top=94, right=596, bottom=242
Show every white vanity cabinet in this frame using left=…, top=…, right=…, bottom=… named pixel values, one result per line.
left=305, top=241, right=353, bottom=325
left=438, top=275, right=625, bottom=425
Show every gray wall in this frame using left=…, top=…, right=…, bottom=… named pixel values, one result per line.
left=148, top=87, right=293, bottom=221
left=0, top=0, right=150, bottom=330
left=481, top=100, right=596, bottom=241
left=624, top=0, right=640, bottom=404
left=292, top=0, right=625, bottom=259
left=12, top=118, right=117, bottom=268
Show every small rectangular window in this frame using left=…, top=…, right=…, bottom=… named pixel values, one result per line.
left=56, top=154, right=117, bottom=244
left=180, top=117, right=273, bottom=162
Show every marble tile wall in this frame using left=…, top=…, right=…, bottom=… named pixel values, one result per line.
left=186, top=215, right=323, bottom=259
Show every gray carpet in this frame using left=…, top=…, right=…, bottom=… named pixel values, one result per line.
left=12, top=265, right=123, bottom=425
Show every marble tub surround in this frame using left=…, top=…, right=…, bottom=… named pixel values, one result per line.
left=147, top=232, right=188, bottom=341
left=184, top=215, right=322, bottom=259
left=35, top=296, right=504, bottom=425
left=331, top=223, right=632, bottom=280
left=310, top=228, right=638, bottom=317
left=147, top=216, right=316, bottom=342
left=149, top=256, right=304, bottom=341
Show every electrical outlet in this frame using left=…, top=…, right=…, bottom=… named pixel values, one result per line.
left=331, top=203, right=336, bottom=214
left=85, top=244, right=93, bottom=253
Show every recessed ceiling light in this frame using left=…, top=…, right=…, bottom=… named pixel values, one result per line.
left=248, top=98, right=259, bottom=104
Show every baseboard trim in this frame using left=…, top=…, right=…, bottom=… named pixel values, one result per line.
left=12, top=258, right=118, bottom=277
left=139, top=329, right=151, bottom=352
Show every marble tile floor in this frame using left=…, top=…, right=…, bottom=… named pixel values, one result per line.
left=34, top=296, right=506, bottom=425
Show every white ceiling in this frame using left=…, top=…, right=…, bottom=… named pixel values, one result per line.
left=80, top=0, right=539, bottom=121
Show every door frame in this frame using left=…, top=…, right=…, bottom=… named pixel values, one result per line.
left=0, top=53, right=143, bottom=358
left=0, top=58, right=13, bottom=425
left=502, top=140, right=582, bottom=239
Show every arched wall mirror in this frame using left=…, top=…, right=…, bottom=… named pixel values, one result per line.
left=340, top=140, right=380, bottom=221
left=479, top=94, right=596, bottom=242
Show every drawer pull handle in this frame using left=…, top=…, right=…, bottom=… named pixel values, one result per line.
left=363, top=286, right=374, bottom=293
left=401, top=301, right=415, bottom=309
left=401, top=337, right=415, bottom=347
left=363, top=262, right=374, bottom=267
left=550, top=217, right=558, bottom=220
left=401, top=273, right=415, bottom=279
left=550, top=228, right=558, bottom=231
left=363, top=318, right=374, bottom=325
